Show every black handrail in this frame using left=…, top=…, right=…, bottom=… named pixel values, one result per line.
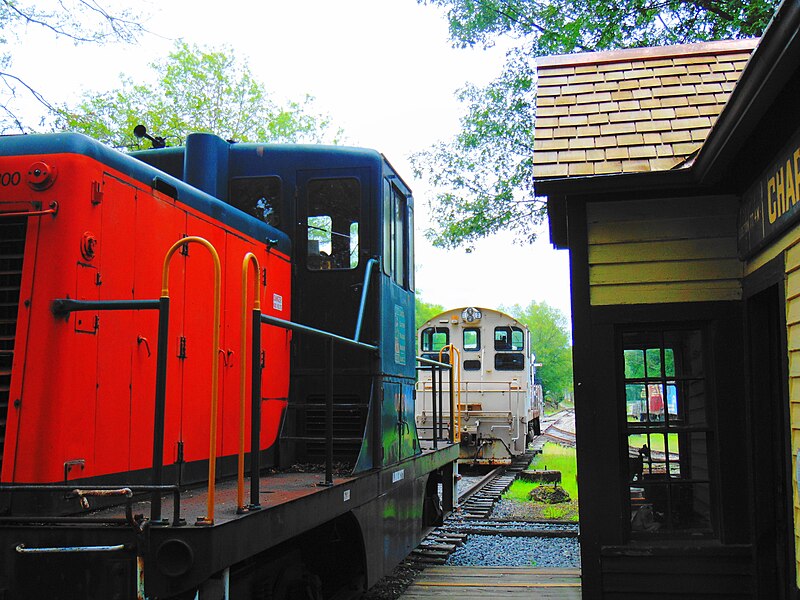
left=0, top=484, right=182, bottom=527
left=415, top=356, right=453, bottom=447
left=260, top=313, right=378, bottom=486
left=51, top=297, right=172, bottom=523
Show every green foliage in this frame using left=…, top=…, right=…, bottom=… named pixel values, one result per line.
left=415, top=0, right=779, bottom=248
left=415, top=292, right=445, bottom=330
left=420, top=0, right=776, bottom=55
left=503, top=301, right=572, bottom=403
left=503, top=443, right=579, bottom=511
left=57, top=41, right=342, bottom=149
left=410, top=48, right=543, bottom=249
left=529, top=443, right=578, bottom=499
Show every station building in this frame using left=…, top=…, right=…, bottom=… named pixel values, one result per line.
left=534, top=1, right=800, bottom=597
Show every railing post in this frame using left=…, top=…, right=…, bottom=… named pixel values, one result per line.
left=324, top=338, right=334, bottom=486
left=240, top=253, right=261, bottom=512
left=431, top=365, right=438, bottom=450
left=449, top=365, right=455, bottom=444
left=249, top=306, right=262, bottom=508
left=437, top=365, right=444, bottom=441
left=160, top=236, right=222, bottom=526
left=431, top=365, right=438, bottom=448
left=151, top=296, right=170, bottom=523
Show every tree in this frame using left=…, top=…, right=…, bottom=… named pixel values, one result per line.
left=415, top=292, right=445, bottom=329
left=411, top=47, right=542, bottom=249
left=503, top=301, right=573, bottom=404
left=414, top=0, right=779, bottom=248
left=58, top=41, right=342, bottom=149
left=0, top=0, right=144, bottom=132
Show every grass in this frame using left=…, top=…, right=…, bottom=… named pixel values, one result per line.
left=502, top=442, right=579, bottom=505
left=627, top=433, right=679, bottom=453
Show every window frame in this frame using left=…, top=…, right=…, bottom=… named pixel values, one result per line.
left=383, top=179, right=411, bottom=289
left=420, top=326, right=449, bottom=353
left=495, top=326, right=525, bottom=351
left=463, top=327, right=481, bottom=352
left=305, top=177, right=361, bottom=271
left=620, top=325, right=718, bottom=540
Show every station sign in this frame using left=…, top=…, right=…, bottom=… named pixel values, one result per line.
left=738, top=125, right=800, bottom=258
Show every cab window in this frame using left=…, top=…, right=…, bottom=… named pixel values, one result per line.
left=463, top=328, right=480, bottom=351
left=495, top=326, right=524, bottom=351
left=230, top=176, right=282, bottom=228
left=307, top=178, right=359, bottom=270
left=421, top=327, right=449, bottom=352
left=383, top=180, right=411, bottom=288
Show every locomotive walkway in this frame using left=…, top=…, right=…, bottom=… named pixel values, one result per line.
left=398, top=566, right=581, bottom=598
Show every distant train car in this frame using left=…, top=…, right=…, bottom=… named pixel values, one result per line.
left=415, top=307, right=543, bottom=464
left=0, top=132, right=458, bottom=599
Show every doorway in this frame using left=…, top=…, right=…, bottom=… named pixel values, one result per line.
left=747, top=282, right=797, bottom=598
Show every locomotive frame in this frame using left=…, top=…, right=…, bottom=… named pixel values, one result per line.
left=0, top=132, right=458, bottom=599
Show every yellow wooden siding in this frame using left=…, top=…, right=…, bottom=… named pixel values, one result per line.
left=586, top=196, right=741, bottom=305
left=784, top=243, right=800, bottom=586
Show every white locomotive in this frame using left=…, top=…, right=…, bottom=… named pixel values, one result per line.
left=415, top=307, right=543, bottom=464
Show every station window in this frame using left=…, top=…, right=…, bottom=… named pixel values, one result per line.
left=495, top=326, right=524, bottom=351
left=306, top=178, right=359, bottom=270
left=229, top=176, right=282, bottom=228
left=383, top=180, right=411, bottom=288
left=463, top=328, right=480, bottom=351
left=495, top=353, right=524, bottom=371
left=421, top=327, right=449, bottom=353
left=622, top=328, right=715, bottom=537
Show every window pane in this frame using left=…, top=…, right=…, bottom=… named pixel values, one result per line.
left=624, top=349, right=645, bottom=379
left=432, top=332, right=448, bottom=351
left=645, top=348, right=662, bottom=378
left=495, top=327, right=524, bottom=351
left=408, top=205, right=415, bottom=291
left=306, top=178, right=360, bottom=271
left=511, top=328, right=524, bottom=351
left=495, top=353, right=524, bottom=371
left=383, top=181, right=391, bottom=276
left=622, top=327, right=714, bottom=537
left=421, top=327, right=449, bottom=353
left=664, top=330, right=704, bottom=378
left=230, top=176, right=282, bottom=227
left=349, top=222, right=359, bottom=268
left=664, top=348, right=675, bottom=377
left=463, top=328, right=480, bottom=351
left=464, top=359, right=481, bottom=371
left=495, top=327, right=510, bottom=350
left=626, top=383, right=646, bottom=422
left=684, top=380, right=708, bottom=426
left=393, top=187, right=405, bottom=286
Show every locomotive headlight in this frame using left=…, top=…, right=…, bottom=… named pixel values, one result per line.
left=27, top=161, right=57, bottom=191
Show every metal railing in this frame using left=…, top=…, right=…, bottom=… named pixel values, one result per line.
left=415, top=353, right=456, bottom=448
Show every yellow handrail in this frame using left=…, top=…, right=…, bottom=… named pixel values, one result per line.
left=161, top=236, right=221, bottom=525
left=238, top=253, right=261, bottom=511
left=439, top=345, right=462, bottom=442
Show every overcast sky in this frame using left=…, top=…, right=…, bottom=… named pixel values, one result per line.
left=10, top=0, right=572, bottom=317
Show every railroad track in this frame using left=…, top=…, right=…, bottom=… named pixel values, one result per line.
left=409, top=449, right=570, bottom=565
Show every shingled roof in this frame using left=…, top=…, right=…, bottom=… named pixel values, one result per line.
left=533, top=39, right=758, bottom=178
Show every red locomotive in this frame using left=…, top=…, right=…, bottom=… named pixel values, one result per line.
left=0, top=132, right=458, bottom=599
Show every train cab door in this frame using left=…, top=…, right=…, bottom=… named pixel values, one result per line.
left=294, top=168, right=371, bottom=342
left=290, top=168, right=374, bottom=466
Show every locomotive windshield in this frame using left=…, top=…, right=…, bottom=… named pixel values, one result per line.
left=306, top=177, right=360, bottom=270
left=494, top=326, right=524, bottom=351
